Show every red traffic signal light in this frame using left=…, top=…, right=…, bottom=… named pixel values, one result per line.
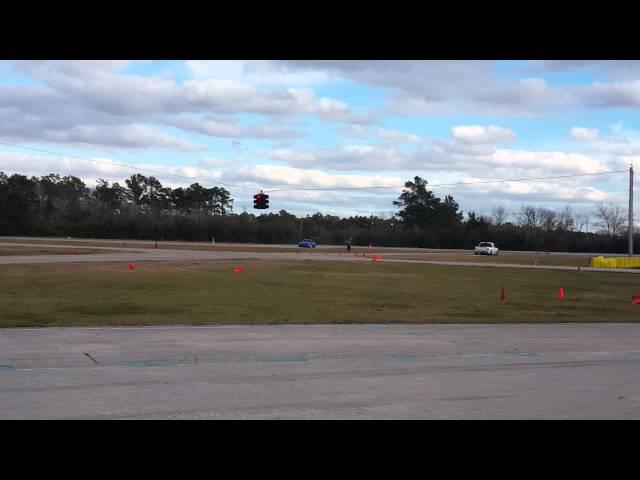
left=253, top=192, right=270, bottom=209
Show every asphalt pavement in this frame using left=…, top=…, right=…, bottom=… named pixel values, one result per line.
left=1, top=324, right=639, bottom=419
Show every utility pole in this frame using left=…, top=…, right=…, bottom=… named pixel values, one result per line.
left=629, top=164, right=634, bottom=256
left=370, top=212, right=374, bottom=244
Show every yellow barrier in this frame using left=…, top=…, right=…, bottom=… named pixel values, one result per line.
left=591, top=256, right=640, bottom=268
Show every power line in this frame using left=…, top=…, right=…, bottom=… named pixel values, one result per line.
left=264, top=170, right=629, bottom=192
left=0, top=140, right=628, bottom=194
left=0, top=141, right=254, bottom=190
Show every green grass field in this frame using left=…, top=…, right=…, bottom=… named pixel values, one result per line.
left=1, top=260, right=639, bottom=327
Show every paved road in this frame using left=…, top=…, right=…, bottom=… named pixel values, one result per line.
left=0, top=242, right=372, bottom=265
left=0, top=241, right=637, bottom=273
left=0, top=236, right=623, bottom=257
left=1, top=324, right=639, bottom=419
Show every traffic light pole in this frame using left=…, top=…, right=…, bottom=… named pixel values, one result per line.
left=629, top=164, right=634, bottom=256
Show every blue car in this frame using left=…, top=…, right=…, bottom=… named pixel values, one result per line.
left=298, top=238, right=317, bottom=248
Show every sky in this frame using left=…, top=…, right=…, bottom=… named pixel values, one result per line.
left=1, top=60, right=639, bottom=221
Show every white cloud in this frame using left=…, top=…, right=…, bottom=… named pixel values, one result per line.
left=570, top=127, right=600, bottom=141
left=441, top=180, right=610, bottom=208
left=265, top=145, right=412, bottom=170
left=0, top=150, right=622, bottom=218
left=270, top=61, right=559, bottom=116
left=376, top=129, right=421, bottom=143
left=185, top=60, right=332, bottom=87
left=489, top=149, right=605, bottom=174
left=0, top=151, right=134, bottom=183
left=270, top=61, right=640, bottom=114
left=165, top=115, right=306, bottom=140
left=197, top=158, right=233, bottom=168
left=1, top=61, right=361, bottom=151
left=572, top=127, right=640, bottom=171
left=262, top=139, right=608, bottom=178
left=451, top=125, right=516, bottom=144
left=1, top=60, right=635, bottom=217
left=287, top=88, right=357, bottom=122
left=9, top=61, right=360, bottom=122
left=0, top=152, right=223, bottom=189
left=220, top=163, right=616, bottom=216
left=225, top=164, right=404, bottom=191
left=578, top=80, right=640, bottom=108
left=38, top=124, right=207, bottom=151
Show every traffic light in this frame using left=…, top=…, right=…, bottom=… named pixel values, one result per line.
left=253, top=192, right=269, bottom=209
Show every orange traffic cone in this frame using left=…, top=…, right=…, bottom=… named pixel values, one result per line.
left=499, top=287, right=508, bottom=304
left=557, top=287, right=565, bottom=300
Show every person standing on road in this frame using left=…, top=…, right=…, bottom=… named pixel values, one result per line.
left=346, top=239, right=351, bottom=252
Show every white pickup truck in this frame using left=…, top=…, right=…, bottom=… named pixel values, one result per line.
left=474, top=242, right=499, bottom=255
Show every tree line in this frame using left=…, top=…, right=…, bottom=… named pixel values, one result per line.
left=0, top=172, right=635, bottom=253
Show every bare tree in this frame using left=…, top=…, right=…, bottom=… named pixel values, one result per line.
left=517, top=205, right=539, bottom=229
left=594, top=202, right=626, bottom=238
left=491, top=205, right=508, bottom=226
left=574, top=212, right=591, bottom=232
left=558, top=205, right=575, bottom=231
left=538, top=208, right=557, bottom=231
